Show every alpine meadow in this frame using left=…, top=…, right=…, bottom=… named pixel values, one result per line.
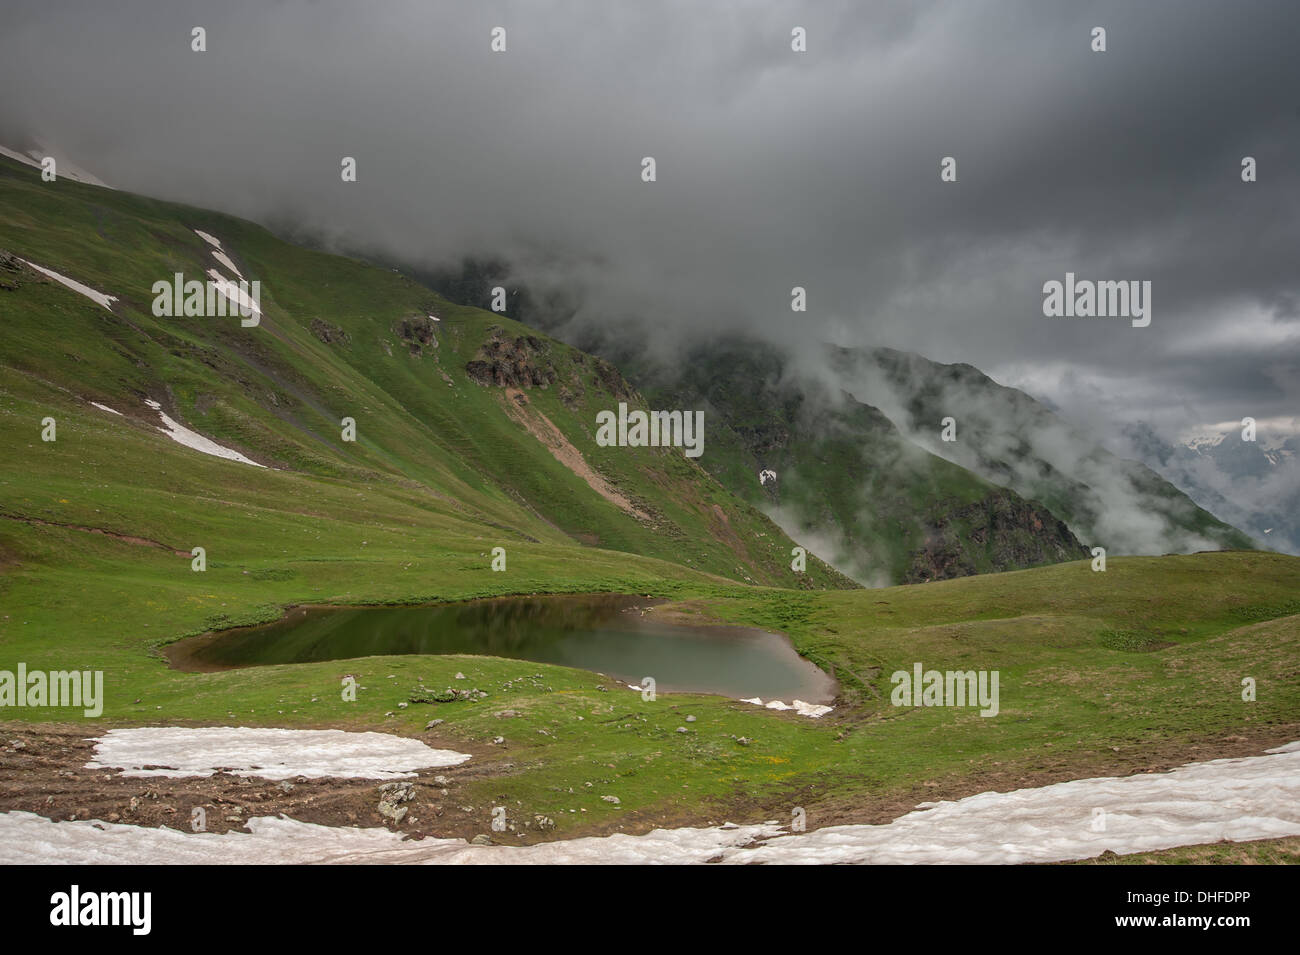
left=0, top=0, right=1297, bottom=910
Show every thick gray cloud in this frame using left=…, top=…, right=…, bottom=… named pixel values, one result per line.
left=2, top=0, right=1297, bottom=452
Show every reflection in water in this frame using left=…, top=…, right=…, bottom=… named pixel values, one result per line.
left=167, top=594, right=836, bottom=702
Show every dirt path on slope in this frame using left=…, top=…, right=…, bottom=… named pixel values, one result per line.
left=0, top=513, right=190, bottom=556
left=496, top=389, right=651, bottom=521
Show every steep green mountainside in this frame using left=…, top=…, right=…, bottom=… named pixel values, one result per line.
left=628, top=337, right=1088, bottom=585
left=423, top=256, right=1252, bottom=580
left=831, top=346, right=1254, bottom=555
left=0, top=156, right=849, bottom=591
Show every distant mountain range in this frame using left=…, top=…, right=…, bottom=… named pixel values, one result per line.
left=624, top=337, right=1252, bottom=584
left=426, top=258, right=1254, bottom=584
left=1116, top=421, right=1299, bottom=556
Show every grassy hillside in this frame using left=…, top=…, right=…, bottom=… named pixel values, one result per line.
left=0, top=155, right=849, bottom=591
left=628, top=336, right=1089, bottom=584
left=0, top=157, right=1296, bottom=849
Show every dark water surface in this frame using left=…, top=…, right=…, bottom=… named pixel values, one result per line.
left=166, top=594, right=837, bottom=702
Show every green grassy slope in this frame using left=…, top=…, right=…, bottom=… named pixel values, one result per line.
left=0, top=156, right=849, bottom=590
left=0, top=157, right=1296, bottom=847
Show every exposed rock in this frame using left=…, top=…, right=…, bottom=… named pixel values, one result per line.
left=310, top=317, right=351, bottom=346
left=905, top=488, right=1089, bottom=583
left=377, top=781, right=415, bottom=825
left=464, top=328, right=557, bottom=389
left=589, top=355, right=634, bottom=401
left=0, top=250, right=27, bottom=291
left=394, top=315, right=439, bottom=356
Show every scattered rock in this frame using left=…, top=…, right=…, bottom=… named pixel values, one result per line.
left=310, top=317, right=351, bottom=346
left=377, top=781, right=415, bottom=825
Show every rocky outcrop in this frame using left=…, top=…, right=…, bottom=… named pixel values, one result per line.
left=377, top=781, right=414, bottom=825
left=589, top=355, right=634, bottom=401
left=395, top=315, right=439, bottom=356
left=310, top=317, right=351, bottom=345
left=0, top=250, right=25, bottom=291
left=465, top=328, right=557, bottom=389
left=904, top=489, right=1089, bottom=583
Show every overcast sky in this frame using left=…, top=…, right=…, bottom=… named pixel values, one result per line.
left=2, top=0, right=1297, bottom=447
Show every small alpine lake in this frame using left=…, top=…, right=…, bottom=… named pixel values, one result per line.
left=165, top=593, right=837, bottom=703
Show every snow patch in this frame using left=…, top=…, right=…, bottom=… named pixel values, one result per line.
left=0, top=145, right=41, bottom=170
left=211, top=250, right=243, bottom=278
left=726, top=745, right=1300, bottom=865
left=144, top=399, right=265, bottom=467
left=19, top=259, right=116, bottom=310
left=194, top=231, right=244, bottom=277
left=86, top=727, right=471, bottom=781
left=0, top=812, right=778, bottom=866
left=741, top=697, right=833, bottom=718
left=90, top=402, right=122, bottom=416
left=203, top=268, right=260, bottom=318
left=0, top=143, right=111, bottom=187
left=619, top=687, right=830, bottom=718
left=7, top=742, right=1300, bottom=865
